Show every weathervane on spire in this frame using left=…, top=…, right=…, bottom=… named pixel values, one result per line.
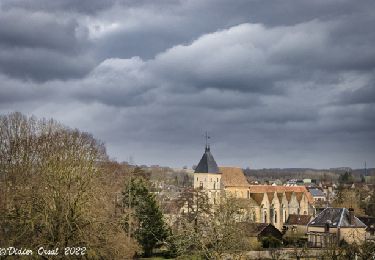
left=204, top=131, right=211, bottom=151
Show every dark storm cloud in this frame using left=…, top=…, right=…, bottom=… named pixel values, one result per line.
left=0, top=10, right=83, bottom=52
left=341, top=87, right=375, bottom=105
left=0, top=75, right=51, bottom=103
left=0, top=0, right=116, bottom=14
left=0, top=46, right=95, bottom=81
left=0, top=0, right=374, bottom=168
left=92, top=0, right=375, bottom=61
left=0, top=6, right=94, bottom=81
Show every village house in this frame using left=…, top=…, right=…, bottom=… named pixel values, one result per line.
left=308, top=188, right=326, bottom=202
left=307, top=207, right=367, bottom=247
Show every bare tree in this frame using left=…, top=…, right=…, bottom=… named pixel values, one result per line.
left=0, top=112, right=139, bottom=258
left=170, top=194, right=253, bottom=259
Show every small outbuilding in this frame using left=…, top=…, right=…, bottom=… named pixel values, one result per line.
left=241, top=222, right=283, bottom=241
left=284, top=214, right=312, bottom=237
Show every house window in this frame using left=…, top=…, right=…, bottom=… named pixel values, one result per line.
left=200, top=182, right=203, bottom=188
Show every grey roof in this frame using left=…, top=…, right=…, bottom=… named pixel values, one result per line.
left=194, top=146, right=220, bottom=173
left=309, top=188, right=325, bottom=197
left=308, top=208, right=367, bottom=228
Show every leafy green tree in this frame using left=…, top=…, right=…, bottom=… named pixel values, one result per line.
left=122, top=176, right=169, bottom=257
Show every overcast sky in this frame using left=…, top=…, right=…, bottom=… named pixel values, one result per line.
left=1, top=0, right=374, bottom=169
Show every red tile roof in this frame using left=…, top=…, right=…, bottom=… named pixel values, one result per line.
left=250, top=185, right=313, bottom=203
left=220, top=167, right=250, bottom=187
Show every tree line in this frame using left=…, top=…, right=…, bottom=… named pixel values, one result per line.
left=0, top=112, right=254, bottom=259
left=2, top=112, right=374, bottom=259
left=0, top=112, right=138, bottom=258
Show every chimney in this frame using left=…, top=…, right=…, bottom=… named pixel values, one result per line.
left=325, top=220, right=331, bottom=232
left=349, top=208, right=355, bottom=225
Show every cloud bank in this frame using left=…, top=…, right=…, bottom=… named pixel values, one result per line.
left=1, top=0, right=374, bottom=168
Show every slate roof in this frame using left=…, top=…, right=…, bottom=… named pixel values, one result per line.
left=194, top=146, right=220, bottom=173
left=220, top=167, right=250, bottom=187
left=286, top=214, right=312, bottom=225
left=309, top=188, right=325, bottom=197
left=308, top=208, right=367, bottom=228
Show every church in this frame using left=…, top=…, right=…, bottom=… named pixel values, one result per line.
left=193, top=144, right=315, bottom=230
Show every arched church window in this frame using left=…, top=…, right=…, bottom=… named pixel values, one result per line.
left=275, top=212, right=277, bottom=223
left=213, top=182, right=216, bottom=189
left=270, top=208, right=274, bottom=223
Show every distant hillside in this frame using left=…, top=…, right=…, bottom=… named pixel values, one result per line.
left=244, top=168, right=375, bottom=183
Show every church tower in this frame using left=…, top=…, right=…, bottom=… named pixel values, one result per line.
left=193, top=135, right=222, bottom=203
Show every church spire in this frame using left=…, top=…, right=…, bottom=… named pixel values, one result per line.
left=195, top=132, right=219, bottom=173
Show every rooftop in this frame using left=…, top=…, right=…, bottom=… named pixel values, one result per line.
left=220, top=167, right=249, bottom=187
left=194, top=145, right=220, bottom=173
left=308, top=208, right=367, bottom=228
left=309, top=188, right=325, bottom=197
left=250, top=185, right=314, bottom=203
left=286, top=214, right=312, bottom=225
